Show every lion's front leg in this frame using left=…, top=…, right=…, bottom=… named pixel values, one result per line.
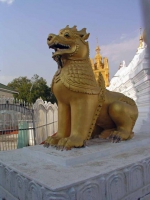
left=44, top=102, right=71, bottom=147
left=57, top=94, right=99, bottom=150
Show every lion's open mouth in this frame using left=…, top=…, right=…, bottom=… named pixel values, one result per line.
left=48, top=43, right=70, bottom=68
left=49, top=43, right=70, bottom=53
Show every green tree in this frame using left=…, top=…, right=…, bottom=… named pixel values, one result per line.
left=7, top=74, right=57, bottom=104
left=8, top=76, right=31, bottom=102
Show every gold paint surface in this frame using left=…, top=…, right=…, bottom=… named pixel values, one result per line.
left=90, top=45, right=110, bottom=87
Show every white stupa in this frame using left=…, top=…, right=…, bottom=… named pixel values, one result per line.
left=107, top=33, right=150, bottom=134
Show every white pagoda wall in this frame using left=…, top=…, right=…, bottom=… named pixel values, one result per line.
left=107, top=46, right=150, bottom=134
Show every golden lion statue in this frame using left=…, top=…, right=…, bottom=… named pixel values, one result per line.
left=44, top=25, right=138, bottom=150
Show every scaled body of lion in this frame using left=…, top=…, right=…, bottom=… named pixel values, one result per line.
left=44, top=25, right=138, bottom=150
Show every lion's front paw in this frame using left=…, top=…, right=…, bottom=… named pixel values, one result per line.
left=56, top=138, right=68, bottom=150
left=44, top=134, right=62, bottom=147
left=57, top=135, right=85, bottom=150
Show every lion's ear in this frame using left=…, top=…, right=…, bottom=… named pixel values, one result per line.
left=82, top=33, right=90, bottom=40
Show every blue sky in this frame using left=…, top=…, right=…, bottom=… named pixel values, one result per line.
left=0, top=0, right=143, bottom=86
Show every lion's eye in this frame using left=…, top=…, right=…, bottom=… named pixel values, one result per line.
left=64, top=32, right=70, bottom=38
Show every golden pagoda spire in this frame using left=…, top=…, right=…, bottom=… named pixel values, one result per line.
left=138, top=27, right=144, bottom=49
left=90, top=39, right=110, bottom=87
left=95, top=37, right=100, bottom=54
left=95, top=37, right=102, bottom=65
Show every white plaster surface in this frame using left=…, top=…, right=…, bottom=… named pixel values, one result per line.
left=33, top=98, right=58, bottom=144
left=22, top=135, right=150, bottom=167
left=107, top=44, right=150, bottom=135
left=0, top=135, right=150, bottom=200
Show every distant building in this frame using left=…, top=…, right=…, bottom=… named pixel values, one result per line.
left=90, top=45, right=110, bottom=87
left=107, top=33, right=150, bottom=134
left=0, top=83, right=18, bottom=98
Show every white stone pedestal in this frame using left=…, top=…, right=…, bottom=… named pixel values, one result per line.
left=0, top=134, right=150, bottom=200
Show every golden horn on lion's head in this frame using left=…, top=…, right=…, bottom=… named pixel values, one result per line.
left=65, top=25, right=69, bottom=29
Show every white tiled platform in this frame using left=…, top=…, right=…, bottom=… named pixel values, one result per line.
left=0, top=134, right=150, bottom=200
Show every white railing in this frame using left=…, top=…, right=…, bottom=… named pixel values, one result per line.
left=33, top=98, right=58, bottom=144
left=0, top=97, right=58, bottom=147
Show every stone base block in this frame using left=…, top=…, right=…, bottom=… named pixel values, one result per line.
left=0, top=134, right=150, bottom=200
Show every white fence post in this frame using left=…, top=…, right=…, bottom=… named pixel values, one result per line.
left=33, top=98, right=58, bottom=144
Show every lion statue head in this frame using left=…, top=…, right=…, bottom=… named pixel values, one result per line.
left=47, top=25, right=90, bottom=67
